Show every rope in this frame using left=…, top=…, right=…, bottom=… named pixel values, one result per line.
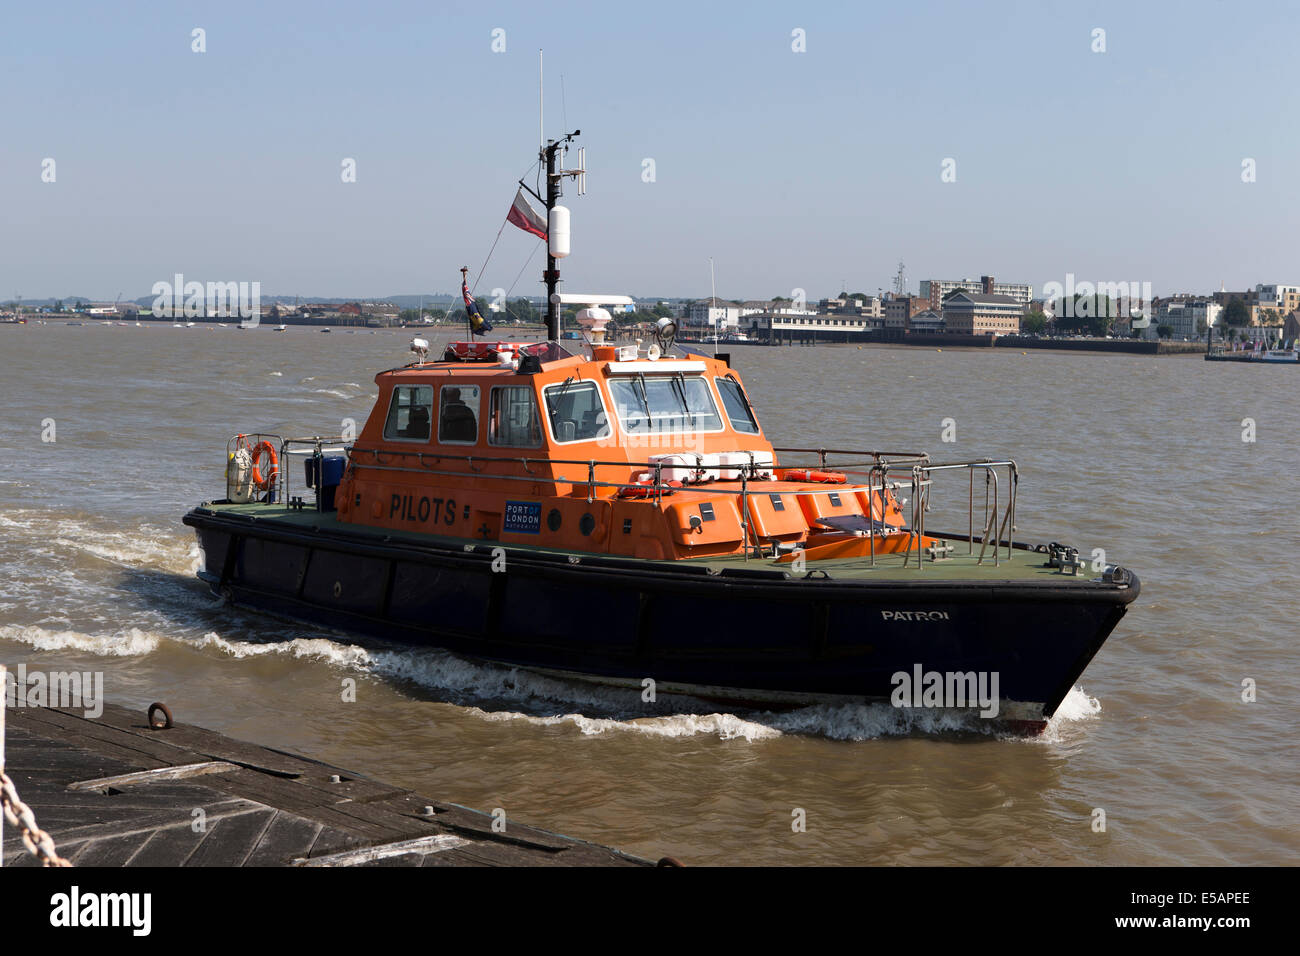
left=500, top=241, right=547, bottom=324
left=1, top=769, right=72, bottom=866
left=482, top=241, right=548, bottom=326
left=470, top=220, right=508, bottom=297
left=506, top=239, right=544, bottom=299
left=471, top=160, right=541, bottom=297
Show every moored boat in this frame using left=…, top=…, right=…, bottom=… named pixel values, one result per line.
left=184, top=131, right=1139, bottom=733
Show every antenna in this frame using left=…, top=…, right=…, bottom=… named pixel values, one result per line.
left=538, top=50, right=544, bottom=151
left=894, top=260, right=906, bottom=296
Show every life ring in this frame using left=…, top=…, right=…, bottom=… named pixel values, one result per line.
left=250, top=440, right=279, bottom=489
left=782, top=469, right=846, bottom=484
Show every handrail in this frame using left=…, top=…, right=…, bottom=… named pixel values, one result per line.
left=224, top=432, right=284, bottom=505
left=224, top=435, right=1018, bottom=568
left=279, top=435, right=349, bottom=510
left=343, top=444, right=935, bottom=479
left=773, top=446, right=930, bottom=462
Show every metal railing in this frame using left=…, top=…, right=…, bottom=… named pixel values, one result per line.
left=280, top=436, right=350, bottom=511
left=223, top=433, right=283, bottom=504
left=223, top=434, right=353, bottom=510
left=902, top=459, right=1018, bottom=569
left=222, top=436, right=1018, bottom=569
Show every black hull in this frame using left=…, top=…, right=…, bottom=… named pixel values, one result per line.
left=183, top=508, right=1138, bottom=727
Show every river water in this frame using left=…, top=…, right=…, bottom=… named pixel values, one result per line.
left=1, top=321, right=1296, bottom=865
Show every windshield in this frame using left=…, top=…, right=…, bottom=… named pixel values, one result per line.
left=715, top=376, right=760, bottom=434
left=543, top=380, right=610, bottom=443
left=608, top=375, right=722, bottom=434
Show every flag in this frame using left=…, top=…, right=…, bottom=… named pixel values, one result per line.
left=506, top=188, right=548, bottom=240
left=462, top=274, right=492, bottom=336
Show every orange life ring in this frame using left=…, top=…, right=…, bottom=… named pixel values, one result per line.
left=782, top=469, right=847, bottom=484
left=250, top=440, right=279, bottom=489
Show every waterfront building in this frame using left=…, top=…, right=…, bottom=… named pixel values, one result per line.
left=920, top=275, right=1033, bottom=311
left=883, top=294, right=929, bottom=329
left=940, top=291, right=1022, bottom=335
left=1284, top=311, right=1300, bottom=343
left=746, top=310, right=870, bottom=342
left=909, top=309, right=945, bottom=333
left=1254, top=284, right=1300, bottom=317
left=1147, top=297, right=1222, bottom=340
left=819, top=295, right=883, bottom=319
left=1212, top=288, right=1268, bottom=325
left=688, top=301, right=742, bottom=330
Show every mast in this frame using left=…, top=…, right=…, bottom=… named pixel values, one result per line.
left=544, top=139, right=561, bottom=340
left=538, top=130, right=583, bottom=341
left=531, top=56, right=585, bottom=342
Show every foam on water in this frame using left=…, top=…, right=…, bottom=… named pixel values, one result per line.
left=0, top=506, right=1106, bottom=745
left=1033, top=686, right=1103, bottom=744
left=1049, top=686, right=1102, bottom=723
left=469, top=708, right=782, bottom=741
left=194, top=631, right=376, bottom=668
left=183, top=629, right=1103, bottom=743
left=0, top=507, right=198, bottom=575
left=0, top=624, right=161, bottom=656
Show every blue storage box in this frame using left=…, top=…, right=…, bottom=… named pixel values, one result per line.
left=304, top=455, right=346, bottom=510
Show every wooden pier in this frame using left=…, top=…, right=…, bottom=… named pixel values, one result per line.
left=1, top=700, right=655, bottom=867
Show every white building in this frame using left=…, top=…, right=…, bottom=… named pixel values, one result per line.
left=1255, top=284, right=1300, bottom=315
left=747, top=311, right=869, bottom=339
left=688, top=302, right=742, bottom=330
left=920, top=276, right=1033, bottom=309
left=819, top=296, right=883, bottom=318
left=1148, top=298, right=1222, bottom=340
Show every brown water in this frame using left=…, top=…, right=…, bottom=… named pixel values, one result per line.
left=2, top=321, right=1296, bottom=865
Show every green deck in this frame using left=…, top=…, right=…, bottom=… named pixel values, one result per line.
left=195, top=501, right=1104, bottom=585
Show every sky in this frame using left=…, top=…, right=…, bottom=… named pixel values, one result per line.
left=2, top=0, right=1299, bottom=303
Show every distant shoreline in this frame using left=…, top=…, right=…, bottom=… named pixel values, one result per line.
left=12, top=318, right=1214, bottom=357
left=705, top=335, right=1207, bottom=357
left=814, top=339, right=1205, bottom=357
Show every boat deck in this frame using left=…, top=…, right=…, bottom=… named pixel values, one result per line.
left=198, top=501, right=1108, bottom=586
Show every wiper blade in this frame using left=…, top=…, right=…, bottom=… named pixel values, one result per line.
left=634, top=374, right=653, bottom=429
left=672, top=373, right=696, bottom=429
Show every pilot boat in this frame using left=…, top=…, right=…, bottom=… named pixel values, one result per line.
left=184, top=132, right=1139, bottom=733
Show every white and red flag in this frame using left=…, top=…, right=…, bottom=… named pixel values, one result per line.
left=506, top=188, right=548, bottom=240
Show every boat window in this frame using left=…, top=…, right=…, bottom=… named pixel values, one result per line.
left=543, top=380, right=610, bottom=443
left=438, top=384, right=481, bottom=444
left=715, top=376, right=760, bottom=434
left=489, top=386, right=543, bottom=447
left=608, top=375, right=722, bottom=434
left=383, top=385, right=433, bottom=441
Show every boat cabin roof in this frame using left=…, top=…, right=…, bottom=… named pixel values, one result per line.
left=360, top=341, right=769, bottom=461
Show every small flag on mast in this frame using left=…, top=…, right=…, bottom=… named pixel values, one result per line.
left=506, top=188, right=548, bottom=240
left=460, top=267, right=492, bottom=336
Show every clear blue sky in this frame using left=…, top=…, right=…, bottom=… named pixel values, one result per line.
left=2, top=0, right=1298, bottom=302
